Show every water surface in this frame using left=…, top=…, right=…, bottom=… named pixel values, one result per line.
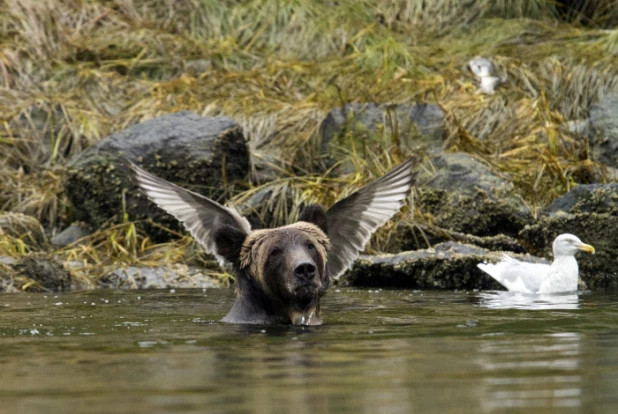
left=1, top=288, right=618, bottom=413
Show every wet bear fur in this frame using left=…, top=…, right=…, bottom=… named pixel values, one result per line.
left=214, top=207, right=331, bottom=325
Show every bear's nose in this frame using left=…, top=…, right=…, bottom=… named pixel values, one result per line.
left=294, top=262, right=317, bottom=281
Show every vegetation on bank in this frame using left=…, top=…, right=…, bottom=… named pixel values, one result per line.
left=2, top=0, right=618, bottom=289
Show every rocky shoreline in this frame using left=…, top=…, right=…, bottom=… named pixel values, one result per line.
left=3, top=99, right=618, bottom=292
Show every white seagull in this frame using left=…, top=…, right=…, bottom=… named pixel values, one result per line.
left=477, top=234, right=595, bottom=294
left=468, top=56, right=505, bottom=94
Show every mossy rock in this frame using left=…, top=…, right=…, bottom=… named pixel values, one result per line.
left=397, top=223, right=526, bottom=253
left=10, top=253, right=71, bottom=292
left=519, top=213, right=618, bottom=288
left=318, top=102, right=445, bottom=172
left=544, top=183, right=618, bottom=216
left=415, top=152, right=532, bottom=238
left=65, top=112, right=250, bottom=241
left=342, top=242, right=547, bottom=290
left=589, top=94, right=618, bottom=167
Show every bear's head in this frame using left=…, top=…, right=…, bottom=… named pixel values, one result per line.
left=214, top=220, right=330, bottom=324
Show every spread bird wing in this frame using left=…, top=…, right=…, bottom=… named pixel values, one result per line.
left=325, top=157, right=417, bottom=279
left=478, top=254, right=550, bottom=293
left=130, top=162, right=251, bottom=265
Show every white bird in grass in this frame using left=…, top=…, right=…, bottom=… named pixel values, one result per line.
left=468, top=56, right=505, bottom=94
left=477, top=234, right=595, bottom=294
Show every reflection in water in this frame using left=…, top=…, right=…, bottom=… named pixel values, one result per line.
left=476, top=333, right=582, bottom=410
left=478, top=291, right=580, bottom=310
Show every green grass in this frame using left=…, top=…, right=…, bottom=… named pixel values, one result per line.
left=2, top=0, right=618, bottom=289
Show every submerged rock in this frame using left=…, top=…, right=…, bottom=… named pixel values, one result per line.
left=51, top=222, right=91, bottom=248
left=414, top=153, right=532, bottom=238
left=9, top=253, right=71, bottom=292
left=520, top=213, right=618, bottom=287
left=98, top=264, right=221, bottom=289
left=65, top=112, right=249, bottom=241
left=342, top=242, right=547, bottom=290
left=589, top=94, right=618, bottom=166
left=318, top=102, right=445, bottom=172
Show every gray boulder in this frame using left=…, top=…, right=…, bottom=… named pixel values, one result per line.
left=318, top=102, right=445, bottom=171
left=51, top=222, right=91, bottom=248
left=544, top=183, right=618, bottom=217
left=98, top=264, right=220, bottom=289
left=397, top=224, right=526, bottom=253
left=589, top=94, right=618, bottom=166
left=342, top=242, right=548, bottom=290
left=414, top=153, right=532, bottom=238
left=9, top=253, right=71, bottom=292
left=519, top=183, right=618, bottom=286
left=520, top=213, right=618, bottom=287
left=65, top=112, right=249, bottom=241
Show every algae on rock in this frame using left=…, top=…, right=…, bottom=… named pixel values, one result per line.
left=342, top=242, right=548, bottom=290
left=8, top=253, right=71, bottom=292
left=520, top=183, right=618, bottom=287
left=520, top=213, right=618, bottom=287
left=414, top=153, right=532, bottom=238
left=65, top=112, right=250, bottom=241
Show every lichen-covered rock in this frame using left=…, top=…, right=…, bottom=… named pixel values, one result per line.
left=342, top=242, right=548, bottom=289
left=51, top=222, right=91, bottom=247
left=65, top=112, right=249, bottom=241
left=519, top=213, right=618, bottom=287
left=415, top=153, right=532, bottom=238
left=397, top=224, right=526, bottom=253
left=589, top=94, right=618, bottom=167
left=544, top=183, right=618, bottom=216
left=318, top=102, right=445, bottom=172
left=9, top=253, right=71, bottom=292
left=528, top=184, right=618, bottom=287
left=0, top=213, right=47, bottom=248
left=98, top=264, right=221, bottom=289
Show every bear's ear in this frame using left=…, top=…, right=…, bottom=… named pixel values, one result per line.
left=298, top=204, right=328, bottom=233
left=214, top=225, right=247, bottom=266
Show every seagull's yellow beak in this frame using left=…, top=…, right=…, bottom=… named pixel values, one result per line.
left=578, top=243, right=595, bottom=254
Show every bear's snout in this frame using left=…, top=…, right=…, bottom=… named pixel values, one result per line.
left=294, top=262, right=317, bottom=282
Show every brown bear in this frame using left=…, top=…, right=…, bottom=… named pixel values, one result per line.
left=131, top=157, right=416, bottom=325
left=215, top=221, right=331, bottom=325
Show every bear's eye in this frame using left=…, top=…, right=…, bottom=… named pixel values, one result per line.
left=270, top=248, right=282, bottom=257
left=306, top=242, right=316, bottom=251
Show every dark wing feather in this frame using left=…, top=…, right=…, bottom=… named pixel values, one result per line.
left=130, top=162, right=251, bottom=265
left=325, top=157, right=416, bottom=278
